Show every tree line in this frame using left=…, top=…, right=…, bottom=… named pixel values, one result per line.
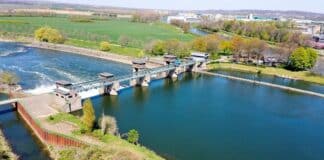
left=198, top=20, right=310, bottom=45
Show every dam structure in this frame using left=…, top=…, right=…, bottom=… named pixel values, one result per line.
left=53, top=54, right=209, bottom=112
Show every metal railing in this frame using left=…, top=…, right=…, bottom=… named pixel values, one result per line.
left=68, top=60, right=196, bottom=93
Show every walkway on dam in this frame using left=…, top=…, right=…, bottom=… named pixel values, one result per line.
left=68, top=60, right=196, bottom=93
left=198, top=70, right=324, bottom=98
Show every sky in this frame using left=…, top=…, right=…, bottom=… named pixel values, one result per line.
left=47, top=0, right=324, bottom=13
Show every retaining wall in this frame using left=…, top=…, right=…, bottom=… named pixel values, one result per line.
left=16, top=102, right=83, bottom=147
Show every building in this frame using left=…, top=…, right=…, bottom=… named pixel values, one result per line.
left=167, top=12, right=200, bottom=23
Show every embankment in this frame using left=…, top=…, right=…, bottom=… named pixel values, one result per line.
left=15, top=102, right=83, bottom=147
left=198, top=70, right=324, bottom=98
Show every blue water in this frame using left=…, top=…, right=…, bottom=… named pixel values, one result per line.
left=1, top=42, right=324, bottom=160
left=0, top=94, right=50, bottom=160
left=0, top=42, right=131, bottom=159
left=93, top=73, right=324, bottom=160
left=213, top=69, right=324, bottom=94
left=0, top=42, right=131, bottom=89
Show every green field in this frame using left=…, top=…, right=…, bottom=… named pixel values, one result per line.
left=0, top=16, right=195, bottom=46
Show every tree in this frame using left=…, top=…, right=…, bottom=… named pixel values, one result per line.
left=82, top=99, right=96, bottom=131
left=231, top=36, right=245, bottom=54
left=306, top=48, right=318, bottom=68
left=192, top=37, right=207, bottom=52
left=218, top=40, right=233, bottom=55
left=0, top=71, right=19, bottom=85
left=118, top=35, right=131, bottom=47
left=99, top=41, right=111, bottom=51
left=144, top=40, right=165, bottom=56
left=127, top=129, right=139, bottom=144
left=34, top=26, right=65, bottom=43
left=288, top=47, right=310, bottom=71
left=98, top=115, right=118, bottom=135
left=165, top=39, right=190, bottom=58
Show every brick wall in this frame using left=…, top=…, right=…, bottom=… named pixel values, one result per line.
left=16, top=102, right=83, bottom=147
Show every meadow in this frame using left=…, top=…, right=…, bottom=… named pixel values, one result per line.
left=0, top=16, right=195, bottom=46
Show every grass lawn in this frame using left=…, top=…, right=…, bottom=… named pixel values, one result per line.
left=0, top=16, right=195, bottom=46
left=65, top=39, right=142, bottom=57
left=208, top=63, right=324, bottom=85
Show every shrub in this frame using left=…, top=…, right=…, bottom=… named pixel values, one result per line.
left=118, top=35, right=131, bottom=47
left=34, top=26, right=65, bottom=43
left=0, top=71, right=19, bottom=85
left=81, top=99, right=96, bottom=131
left=98, top=115, right=118, bottom=135
left=144, top=40, right=165, bottom=56
left=288, top=47, right=318, bottom=71
left=99, top=41, right=111, bottom=51
left=127, top=129, right=139, bottom=144
left=69, top=16, right=93, bottom=23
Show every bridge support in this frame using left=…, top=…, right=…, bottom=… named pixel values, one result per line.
left=108, top=82, right=120, bottom=96
left=129, top=75, right=151, bottom=87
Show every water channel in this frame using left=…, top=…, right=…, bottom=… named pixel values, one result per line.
left=1, top=42, right=324, bottom=160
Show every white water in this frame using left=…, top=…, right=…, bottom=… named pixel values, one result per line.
left=24, top=85, right=56, bottom=95
left=0, top=47, right=27, bottom=57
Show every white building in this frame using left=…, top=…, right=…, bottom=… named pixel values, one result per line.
left=167, top=12, right=200, bottom=23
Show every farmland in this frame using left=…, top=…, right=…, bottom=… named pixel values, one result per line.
left=0, top=16, right=195, bottom=47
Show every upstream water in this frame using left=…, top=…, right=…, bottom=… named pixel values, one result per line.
left=0, top=42, right=132, bottom=92
left=1, top=42, right=324, bottom=160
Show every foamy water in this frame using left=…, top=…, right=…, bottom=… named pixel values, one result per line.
left=0, top=42, right=132, bottom=94
left=24, top=85, right=56, bottom=95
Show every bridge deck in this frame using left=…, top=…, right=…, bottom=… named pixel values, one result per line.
left=69, top=60, right=195, bottom=93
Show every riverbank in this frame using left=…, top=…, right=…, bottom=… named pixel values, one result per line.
left=42, top=113, right=164, bottom=160
left=208, top=63, right=324, bottom=85
left=0, top=129, right=18, bottom=160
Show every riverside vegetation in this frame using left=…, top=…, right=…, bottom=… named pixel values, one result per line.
left=46, top=99, right=163, bottom=160
left=0, top=130, right=18, bottom=160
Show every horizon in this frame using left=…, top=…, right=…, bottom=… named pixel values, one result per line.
left=43, top=0, right=324, bottom=14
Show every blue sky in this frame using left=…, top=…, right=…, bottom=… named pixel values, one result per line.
left=48, top=0, right=324, bottom=13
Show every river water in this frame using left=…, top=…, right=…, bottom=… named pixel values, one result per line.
left=1, top=42, right=324, bottom=160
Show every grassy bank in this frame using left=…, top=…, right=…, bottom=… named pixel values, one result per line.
left=44, top=113, right=164, bottom=160
left=208, top=63, right=324, bottom=85
left=0, top=130, right=18, bottom=160
left=0, top=16, right=195, bottom=57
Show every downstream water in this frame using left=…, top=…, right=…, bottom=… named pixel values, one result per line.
left=213, top=69, right=324, bottom=94
left=0, top=94, right=50, bottom=160
left=93, top=74, right=324, bottom=160
left=1, top=42, right=324, bottom=160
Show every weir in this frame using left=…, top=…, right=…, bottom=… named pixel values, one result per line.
left=53, top=54, right=208, bottom=112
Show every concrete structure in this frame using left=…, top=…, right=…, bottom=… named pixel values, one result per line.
left=52, top=58, right=208, bottom=112
left=191, top=52, right=209, bottom=70
left=167, top=12, right=200, bottom=23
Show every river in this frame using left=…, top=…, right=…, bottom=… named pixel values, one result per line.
left=1, top=42, right=324, bottom=160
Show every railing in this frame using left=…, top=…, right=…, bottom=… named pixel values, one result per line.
left=69, top=60, right=196, bottom=93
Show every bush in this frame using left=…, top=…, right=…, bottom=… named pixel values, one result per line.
left=127, top=129, right=139, bottom=144
left=0, top=71, right=19, bottom=85
left=118, top=35, right=131, bottom=47
left=288, top=47, right=318, bottom=71
left=34, top=26, right=65, bottom=43
left=99, top=41, right=111, bottom=51
left=144, top=40, right=165, bottom=56
left=81, top=99, right=96, bottom=131
left=69, top=16, right=93, bottom=23
left=98, top=115, right=118, bottom=135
